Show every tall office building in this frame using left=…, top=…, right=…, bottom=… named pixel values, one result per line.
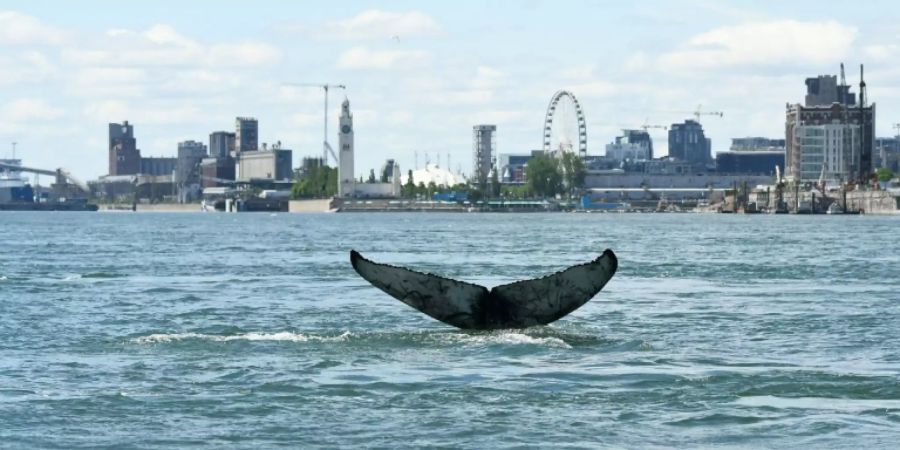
left=668, top=120, right=711, bottom=164
left=472, top=124, right=496, bottom=186
left=785, top=74, right=875, bottom=182
left=108, top=121, right=141, bottom=175
left=606, top=129, right=653, bottom=162
left=209, top=131, right=235, bottom=158
left=235, top=117, right=258, bottom=153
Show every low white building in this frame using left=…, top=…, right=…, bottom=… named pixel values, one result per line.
left=355, top=160, right=402, bottom=198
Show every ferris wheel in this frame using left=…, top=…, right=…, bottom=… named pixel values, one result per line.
left=542, top=90, right=587, bottom=156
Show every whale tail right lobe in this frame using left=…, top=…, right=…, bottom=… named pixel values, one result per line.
left=486, top=249, right=618, bottom=328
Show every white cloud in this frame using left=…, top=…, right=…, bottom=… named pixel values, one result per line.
left=472, top=66, right=505, bottom=89
left=143, top=24, right=196, bottom=47
left=864, top=44, right=900, bottom=62
left=209, top=42, right=282, bottom=66
left=0, top=51, right=57, bottom=85
left=623, top=53, right=650, bottom=72
left=289, top=112, right=321, bottom=127
left=1, top=98, right=66, bottom=122
left=159, top=69, right=242, bottom=95
left=82, top=100, right=130, bottom=123
left=470, top=109, right=530, bottom=125
left=385, top=111, right=413, bottom=126
left=428, top=89, right=494, bottom=106
left=560, top=64, right=596, bottom=80
left=0, top=11, right=66, bottom=45
left=326, top=10, right=441, bottom=40
left=74, top=67, right=148, bottom=85
left=567, top=80, right=620, bottom=98
left=659, top=20, right=858, bottom=71
left=336, top=46, right=430, bottom=70
left=81, top=100, right=205, bottom=125
left=62, top=23, right=280, bottom=68
left=65, top=67, right=148, bottom=98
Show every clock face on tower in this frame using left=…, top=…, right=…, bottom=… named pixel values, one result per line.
left=341, top=124, right=352, bottom=134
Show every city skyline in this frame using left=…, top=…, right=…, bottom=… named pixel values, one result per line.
left=2, top=1, right=900, bottom=180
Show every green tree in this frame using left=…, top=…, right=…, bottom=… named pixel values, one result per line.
left=560, top=152, right=586, bottom=197
left=368, top=169, right=376, bottom=183
left=876, top=167, right=894, bottom=182
left=291, top=165, right=338, bottom=199
left=403, top=170, right=416, bottom=198
left=501, top=184, right=530, bottom=199
left=490, top=166, right=500, bottom=198
left=525, top=152, right=562, bottom=198
left=468, top=188, right=483, bottom=203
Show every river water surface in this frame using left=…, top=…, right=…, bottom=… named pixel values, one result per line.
left=1, top=212, right=899, bottom=448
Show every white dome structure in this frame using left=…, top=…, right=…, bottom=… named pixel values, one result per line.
left=401, top=163, right=466, bottom=187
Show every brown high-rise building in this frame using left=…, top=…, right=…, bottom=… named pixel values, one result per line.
left=785, top=74, right=875, bottom=182
left=209, top=131, right=236, bottom=158
left=108, top=121, right=141, bottom=175
left=235, top=117, right=258, bottom=153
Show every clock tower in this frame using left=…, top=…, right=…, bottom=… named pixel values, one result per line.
left=338, top=98, right=355, bottom=197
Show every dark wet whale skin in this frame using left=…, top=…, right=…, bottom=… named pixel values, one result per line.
left=350, top=249, right=617, bottom=330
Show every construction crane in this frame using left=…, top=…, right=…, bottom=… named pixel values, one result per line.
left=612, top=120, right=666, bottom=132
left=285, top=83, right=346, bottom=166
left=640, top=120, right=667, bottom=132
left=692, top=104, right=723, bottom=122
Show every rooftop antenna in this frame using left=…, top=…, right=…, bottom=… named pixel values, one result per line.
left=11, top=141, right=17, bottom=160
left=414, top=150, right=418, bottom=170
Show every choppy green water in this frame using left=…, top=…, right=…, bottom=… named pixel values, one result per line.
left=1, top=212, right=899, bottom=448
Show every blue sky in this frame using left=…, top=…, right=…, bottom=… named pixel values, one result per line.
left=2, top=0, right=899, bottom=179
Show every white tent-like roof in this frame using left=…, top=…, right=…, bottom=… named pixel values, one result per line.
left=401, top=163, right=467, bottom=187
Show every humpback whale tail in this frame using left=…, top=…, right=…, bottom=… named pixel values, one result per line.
left=350, top=250, right=617, bottom=330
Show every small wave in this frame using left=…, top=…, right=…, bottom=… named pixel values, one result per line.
left=132, top=331, right=352, bottom=344
left=62, top=274, right=81, bottom=281
left=82, top=272, right=123, bottom=279
left=736, top=395, right=900, bottom=412
left=444, top=331, right=572, bottom=349
left=0, top=275, right=7, bottom=281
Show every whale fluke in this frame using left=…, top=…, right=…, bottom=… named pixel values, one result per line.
left=350, top=250, right=617, bottom=330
